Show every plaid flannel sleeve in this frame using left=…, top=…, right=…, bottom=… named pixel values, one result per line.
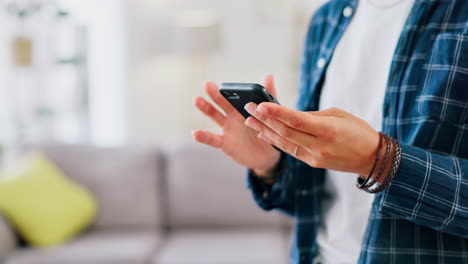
left=247, top=152, right=296, bottom=216
left=378, top=144, right=468, bottom=238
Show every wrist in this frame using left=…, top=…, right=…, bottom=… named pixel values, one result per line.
left=252, top=150, right=281, bottom=180
left=358, top=131, right=381, bottom=177
left=356, top=133, right=401, bottom=193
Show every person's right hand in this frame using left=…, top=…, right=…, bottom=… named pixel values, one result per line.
left=192, top=75, right=281, bottom=177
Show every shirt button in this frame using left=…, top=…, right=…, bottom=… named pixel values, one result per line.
left=317, top=58, right=326, bottom=69
left=343, top=6, right=353, bottom=17
left=262, top=192, right=268, bottom=199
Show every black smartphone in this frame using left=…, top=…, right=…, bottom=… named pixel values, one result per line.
left=220, top=83, right=280, bottom=118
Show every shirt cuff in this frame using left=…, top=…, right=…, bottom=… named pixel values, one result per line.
left=247, top=152, right=289, bottom=211
left=377, top=144, right=463, bottom=230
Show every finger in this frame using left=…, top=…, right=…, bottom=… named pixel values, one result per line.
left=307, top=107, right=347, bottom=118
left=257, top=133, right=273, bottom=145
left=245, top=117, right=298, bottom=156
left=255, top=102, right=330, bottom=136
left=245, top=103, right=319, bottom=149
left=194, top=96, right=226, bottom=126
left=205, top=81, right=237, bottom=115
left=262, top=74, right=277, bottom=98
left=192, top=130, right=223, bottom=149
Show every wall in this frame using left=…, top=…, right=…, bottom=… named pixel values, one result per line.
left=0, top=5, right=13, bottom=144
left=63, top=0, right=128, bottom=146
left=0, top=1, right=127, bottom=146
left=126, top=0, right=326, bottom=145
left=1, top=0, right=326, bottom=147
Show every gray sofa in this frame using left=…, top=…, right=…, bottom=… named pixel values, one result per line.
left=0, top=141, right=291, bottom=264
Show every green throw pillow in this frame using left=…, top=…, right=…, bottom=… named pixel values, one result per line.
left=0, top=152, right=97, bottom=247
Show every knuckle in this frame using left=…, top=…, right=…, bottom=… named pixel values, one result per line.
left=304, top=140, right=316, bottom=150
left=278, top=126, right=292, bottom=138
left=330, top=107, right=343, bottom=114
left=307, top=158, right=317, bottom=168
left=289, top=117, right=303, bottom=129
left=206, top=137, right=215, bottom=146
left=304, top=143, right=314, bottom=151
left=324, top=124, right=338, bottom=141
left=308, top=158, right=321, bottom=168
left=268, top=106, right=278, bottom=115
left=203, top=102, right=214, bottom=113
left=223, top=147, right=234, bottom=156
left=255, top=121, right=267, bottom=132
left=206, top=106, right=215, bottom=116
left=256, top=113, right=267, bottom=122
left=330, top=107, right=348, bottom=118
left=274, top=137, right=286, bottom=150
left=317, top=148, right=330, bottom=159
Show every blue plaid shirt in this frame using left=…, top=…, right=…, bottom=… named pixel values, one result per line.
left=248, top=0, right=468, bottom=263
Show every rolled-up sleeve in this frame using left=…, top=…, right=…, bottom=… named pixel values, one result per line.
left=378, top=143, right=468, bottom=238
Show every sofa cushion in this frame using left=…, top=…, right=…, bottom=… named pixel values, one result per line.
left=31, top=145, right=163, bottom=229
left=0, top=152, right=97, bottom=247
left=0, top=214, right=16, bottom=258
left=165, top=141, right=286, bottom=228
left=154, top=229, right=289, bottom=264
left=5, top=230, right=160, bottom=264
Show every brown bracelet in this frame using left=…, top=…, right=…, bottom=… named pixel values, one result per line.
left=368, top=138, right=402, bottom=193
left=365, top=134, right=391, bottom=189
left=357, top=132, right=383, bottom=189
left=361, top=134, right=392, bottom=192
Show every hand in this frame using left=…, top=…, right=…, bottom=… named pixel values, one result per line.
left=244, top=103, right=380, bottom=176
left=192, top=75, right=281, bottom=176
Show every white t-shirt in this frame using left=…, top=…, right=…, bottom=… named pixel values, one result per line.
left=316, top=0, right=414, bottom=263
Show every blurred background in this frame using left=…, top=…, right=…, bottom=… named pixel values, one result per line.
left=0, top=0, right=326, bottom=263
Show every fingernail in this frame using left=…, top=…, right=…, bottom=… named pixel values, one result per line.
left=257, top=104, right=268, bottom=115
left=245, top=117, right=258, bottom=129
left=244, top=103, right=257, bottom=115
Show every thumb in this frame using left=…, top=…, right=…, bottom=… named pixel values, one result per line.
left=262, top=74, right=278, bottom=98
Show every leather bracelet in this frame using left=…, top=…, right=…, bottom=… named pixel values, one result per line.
left=361, top=134, right=391, bottom=192
left=357, top=132, right=383, bottom=189
left=365, top=134, right=391, bottom=189
left=369, top=138, right=402, bottom=193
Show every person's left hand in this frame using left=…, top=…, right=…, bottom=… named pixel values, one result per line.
left=244, top=102, right=380, bottom=177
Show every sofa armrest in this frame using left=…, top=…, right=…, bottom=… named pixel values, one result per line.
left=0, top=214, right=16, bottom=258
